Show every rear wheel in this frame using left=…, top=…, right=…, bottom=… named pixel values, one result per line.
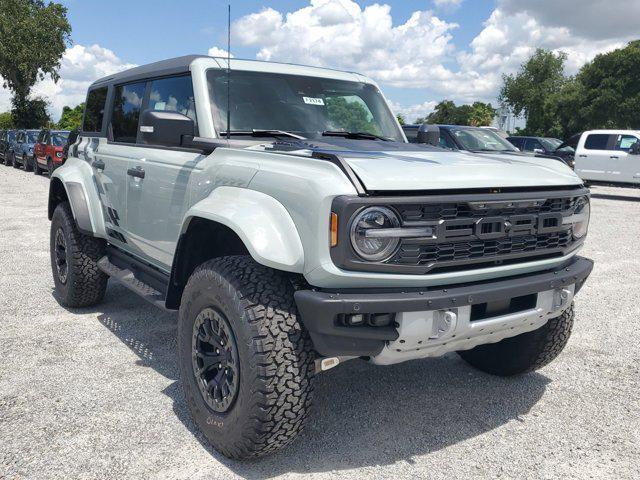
left=50, top=202, right=108, bottom=307
left=34, top=157, right=43, bottom=175
left=458, top=304, right=574, bottom=376
left=178, top=256, right=315, bottom=459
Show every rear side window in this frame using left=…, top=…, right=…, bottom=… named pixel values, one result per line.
left=112, top=82, right=147, bottom=143
left=148, top=75, right=197, bottom=123
left=584, top=134, right=612, bottom=150
left=83, top=87, right=108, bottom=133
left=508, top=137, right=522, bottom=148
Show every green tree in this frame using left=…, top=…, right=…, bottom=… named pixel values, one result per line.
left=396, top=113, right=405, bottom=125
left=0, top=0, right=71, bottom=124
left=11, top=96, right=50, bottom=128
left=326, top=96, right=380, bottom=135
left=468, top=102, right=497, bottom=126
left=57, top=103, right=84, bottom=130
left=575, top=40, right=640, bottom=131
left=0, top=111, right=13, bottom=129
left=499, top=49, right=568, bottom=136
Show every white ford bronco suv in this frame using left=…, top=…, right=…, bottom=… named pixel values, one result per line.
left=48, top=55, right=593, bottom=459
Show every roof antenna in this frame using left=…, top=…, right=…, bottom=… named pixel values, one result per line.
left=226, top=3, right=231, bottom=140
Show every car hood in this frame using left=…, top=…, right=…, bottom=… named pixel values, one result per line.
left=259, top=139, right=582, bottom=191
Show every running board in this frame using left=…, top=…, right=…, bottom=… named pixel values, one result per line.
left=97, top=256, right=170, bottom=311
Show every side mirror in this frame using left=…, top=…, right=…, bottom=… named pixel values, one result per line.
left=139, top=110, right=195, bottom=148
left=533, top=148, right=545, bottom=154
left=630, top=142, right=640, bottom=155
left=417, top=123, right=440, bottom=147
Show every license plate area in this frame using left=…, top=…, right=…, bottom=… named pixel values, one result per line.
left=470, top=293, right=538, bottom=322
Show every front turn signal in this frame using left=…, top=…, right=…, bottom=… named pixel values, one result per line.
left=330, top=212, right=338, bottom=247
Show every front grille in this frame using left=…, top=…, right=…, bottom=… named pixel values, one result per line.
left=387, top=196, right=580, bottom=272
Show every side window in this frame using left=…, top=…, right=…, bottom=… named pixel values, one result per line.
left=614, top=134, right=639, bottom=152
left=523, top=139, right=541, bottom=151
left=584, top=134, right=612, bottom=150
left=147, top=75, right=197, bottom=123
left=440, top=132, right=456, bottom=149
left=508, top=138, right=521, bottom=149
left=111, top=82, right=147, bottom=143
left=83, top=87, right=108, bottom=133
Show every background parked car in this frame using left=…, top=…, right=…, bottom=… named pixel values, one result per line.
left=0, top=129, right=6, bottom=163
left=404, top=123, right=521, bottom=152
left=1, top=129, right=17, bottom=165
left=574, top=130, right=640, bottom=186
left=12, top=129, right=40, bottom=171
left=507, top=136, right=575, bottom=167
left=34, top=129, right=70, bottom=175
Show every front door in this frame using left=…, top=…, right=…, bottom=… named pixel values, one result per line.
left=124, top=74, right=200, bottom=270
left=611, top=134, right=640, bottom=184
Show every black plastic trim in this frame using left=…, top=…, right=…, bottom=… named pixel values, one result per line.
left=294, top=255, right=593, bottom=357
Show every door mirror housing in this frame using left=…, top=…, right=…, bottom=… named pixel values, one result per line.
left=533, top=148, right=545, bottom=154
left=139, top=109, right=195, bottom=148
left=416, top=123, right=440, bottom=147
left=630, top=142, right=640, bottom=155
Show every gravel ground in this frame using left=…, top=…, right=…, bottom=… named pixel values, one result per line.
left=0, top=164, right=639, bottom=480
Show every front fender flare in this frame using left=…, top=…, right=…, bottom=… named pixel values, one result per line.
left=181, top=186, right=305, bottom=272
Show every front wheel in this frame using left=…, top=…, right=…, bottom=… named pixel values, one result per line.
left=178, top=256, right=315, bottom=459
left=24, top=155, right=33, bottom=172
left=47, top=158, right=55, bottom=176
left=457, top=304, right=575, bottom=376
left=50, top=202, right=108, bottom=307
left=34, top=157, right=43, bottom=175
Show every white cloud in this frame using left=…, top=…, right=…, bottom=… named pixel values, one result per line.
left=433, top=0, right=463, bottom=11
left=207, top=46, right=234, bottom=58
left=389, top=99, right=438, bottom=123
left=0, top=44, right=136, bottom=121
left=226, top=0, right=637, bottom=110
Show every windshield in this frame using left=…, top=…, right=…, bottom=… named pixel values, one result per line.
left=7, top=132, right=15, bottom=141
left=207, top=70, right=404, bottom=141
left=26, top=132, right=39, bottom=143
left=450, top=128, right=518, bottom=152
left=51, top=133, right=68, bottom=146
left=540, top=138, right=562, bottom=150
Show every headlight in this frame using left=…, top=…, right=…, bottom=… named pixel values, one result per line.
left=350, top=206, right=401, bottom=261
left=55, top=152, right=63, bottom=158
left=570, top=196, right=590, bottom=239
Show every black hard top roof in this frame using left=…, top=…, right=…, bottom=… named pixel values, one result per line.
left=90, top=55, right=208, bottom=88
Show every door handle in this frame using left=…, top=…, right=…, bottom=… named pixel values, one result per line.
left=609, top=155, right=619, bottom=159
left=92, top=159, right=105, bottom=170
left=578, top=154, right=587, bottom=158
left=127, top=166, right=145, bottom=179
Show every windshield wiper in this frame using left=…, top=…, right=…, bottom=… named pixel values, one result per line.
left=322, top=130, right=392, bottom=141
left=469, top=148, right=515, bottom=153
left=220, top=129, right=306, bottom=140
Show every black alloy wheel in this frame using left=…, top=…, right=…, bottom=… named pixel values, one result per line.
left=54, top=227, right=68, bottom=284
left=191, top=307, right=240, bottom=413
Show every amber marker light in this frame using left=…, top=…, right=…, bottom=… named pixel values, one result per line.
left=330, top=212, right=338, bottom=247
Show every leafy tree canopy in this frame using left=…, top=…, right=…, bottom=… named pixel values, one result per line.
left=11, top=96, right=50, bottom=128
left=0, top=111, right=13, bottom=129
left=0, top=0, right=71, bottom=101
left=56, top=103, right=84, bottom=130
left=326, top=96, right=381, bottom=135
left=413, top=100, right=495, bottom=126
left=396, top=113, right=405, bottom=125
left=499, top=49, right=568, bottom=137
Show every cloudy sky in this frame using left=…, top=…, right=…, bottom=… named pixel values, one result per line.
left=1, top=0, right=637, bottom=122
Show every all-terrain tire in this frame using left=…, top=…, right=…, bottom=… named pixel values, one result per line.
left=178, top=255, right=315, bottom=459
left=24, top=155, right=33, bottom=172
left=457, top=304, right=575, bottom=376
left=50, top=202, right=108, bottom=307
left=47, top=158, right=54, bottom=176
left=34, top=157, right=43, bottom=175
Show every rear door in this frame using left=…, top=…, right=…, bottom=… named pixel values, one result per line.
left=575, top=133, right=614, bottom=181
left=93, top=81, right=147, bottom=252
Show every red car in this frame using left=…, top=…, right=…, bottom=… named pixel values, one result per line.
left=33, top=129, right=70, bottom=175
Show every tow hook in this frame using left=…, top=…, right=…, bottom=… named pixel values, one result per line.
left=314, top=356, right=356, bottom=373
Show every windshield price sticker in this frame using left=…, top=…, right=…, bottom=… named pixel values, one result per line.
left=303, top=97, right=325, bottom=106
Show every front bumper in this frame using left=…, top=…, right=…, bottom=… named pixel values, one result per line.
left=294, top=256, right=593, bottom=361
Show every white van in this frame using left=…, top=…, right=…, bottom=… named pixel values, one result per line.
left=574, top=130, right=640, bottom=185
